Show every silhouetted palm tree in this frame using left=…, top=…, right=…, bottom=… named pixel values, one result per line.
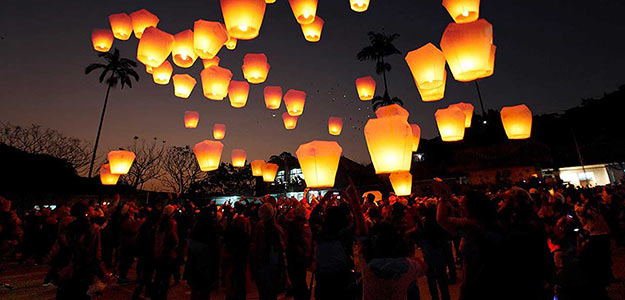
left=85, top=48, right=139, bottom=178
left=357, top=31, right=403, bottom=109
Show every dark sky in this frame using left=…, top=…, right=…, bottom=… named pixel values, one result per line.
left=1, top=0, right=625, bottom=167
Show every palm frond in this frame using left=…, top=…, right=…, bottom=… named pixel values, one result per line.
left=84, top=63, right=106, bottom=74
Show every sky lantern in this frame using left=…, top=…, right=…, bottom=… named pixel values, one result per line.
left=108, top=150, right=136, bottom=175
left=282, top=112, right=299, bottom=130
left=251, top=160, right=265, bottom=176
left=262, top=163, right=279, bottom=182
left=266, top=0, right=276, bottom=3
left=288, top=0, right=318, bottom=24
left=220, top=0, right=266, bottom=40
left=193, top=20, right=228, bottom=59
left=296, top=140, right=343, bottom=188
left=173, top=74, right=197, bottom=98
left=480, top=44, right=496, bottom=78
left=242, top=53, right=270, bottom=84
left=108, top=13, right=133, bottom=40
left=375, top=104, right=409, bottom=121
left=202, top=56, right=220, bottom=69
left=184, top=111, right=200, bottom=129
left=213, top=124, right=227, bottom=140
left=92, top=29, right=114, bottom=52
left=410, top=124, right=421, bottom=152
left=442, top=0, right=480, bottom=24
left=228, top=80, right=250, bottom=108
left=364, top=116, right=413, bottom=174
left=99, top=164, right=120, bottom=185
left=440, top=19, right=493, bottom=82
left=435, top=106, right=466, bottom=142
left=136, top=27, right=174, bottom=68
left=355, top=76, right=376, bottom=101
left=501, top=104, right=532, bottom=140
left=390, top=172, right=412, bottom=196
left=201, top=66, right=233, bottom=100
left=264, top=86, right=282, bottom=109
left=225, top=36, right=238, bottom=50
left=301, top=16, right=324, bottom=42
left=449, top=102, right=474, bottom=128
left=405, top=43, right=447, bottom=102
left=350, top=0, right=370, bottom=12
left=193, top=140, right=224, bottom=171
left=172, top=30, right=198, bottom=68
left=129, top=9, right=159, bottom=39
left=152, top=61, right=173, bottom=85
left=231, top=149, right=247, bottom=167
left=146, top=65, right=154, bottom=74
left=328, top=117, right=343, bottom=136
left=284, top=89, right=306, bottom=116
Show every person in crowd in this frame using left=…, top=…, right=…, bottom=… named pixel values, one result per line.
left=184, top=205, right=221, bottom=300
left=151, top=204, right=179, bottom=300
left=222, top=201, right=251, bottom=300
left=285, top=204, right=313, bottom=300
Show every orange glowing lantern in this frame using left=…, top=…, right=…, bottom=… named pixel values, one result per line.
left=225, top=36, right=238, bottom=50
left=100, top=164, right=120, bottom=185
left=242, top=53, right=270, bottom=84
left=201, top=66, right=233, bottom=100
left=364, top=116, right=413, bottom=174
left=355, top=76, right=376, bottom=101
left=228, top=80, right=250, bottom=108
left=500, top=104, right=532, bottom=140
left=202, top=57, right=221, bottom=68
left=449, top=102, right=474, bottom=128
left=172, top=30, right=198, bottom=68
left=108, top=150, right=136, bottom=175
left=480, top=44, right=496, bottom=78
left=193, top=140, right=224, bottom=171
left=442, top=0, right=480, bottom=24
left=410, top=124, right=421, bottom=152
left=251, top=160, right=265, bottom=176
left=129, top=9, right=159, bottom=39
left=288, top=0, right=318, bottom=24
left=282, top=112, right=299, bottom=130
left=193, top=20, right=228, bottom=59
left=284, top=89, right=306, bottom=116
left=220, top=0, right=266, bottom=40
left=405, top=43, right=447, bottom=102
left=266, top=0, right=276, bottom=3
left=108, top=13, right=133, bottom=40
left=231, top=149, right=247, bottom=167
left=92, top=29, right=114, bottom=52
left=328, top=117, right=343, bottom=136
left=390, top=171, right=412, bottom=196
left=184, top=111, right=200, bottom=129
left=301, top=16, right=324, bottom=42
left=213, top=124, right=227, bottom=140
left=264, top=86, right=282, bottom=109
left=350, top=0, right=370, bottom=12
left=173, top=74, right=197, bottom=98
left=262, top=163, right=279, bottom=182
left=152, top=61, right=173, bottom=85
left=146, top=64, right=154, bottom=74
left=137, top=27, right=174, bottom=68
left=375, top=104, right=409, bottom=121
left=296, top=140, right=343, bottom=188
left=435, top=106, right=466, bottom=142
left=440, top=19, right=493, bottom=82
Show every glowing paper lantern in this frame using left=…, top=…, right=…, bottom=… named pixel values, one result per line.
left=435, top=106, right=466, bottom=142
left=213, top=124, right=226, bottom=140
left=228, top=80, right=250, bottom=108
left=410, top=124, right=421, bottom=152
left=355, top=76, right=376, bottom=101
left=108, top=150, right=136, bottom=175
left=201, top=66, right=233, bottom=100
left=375, top=104, right=409, bottom=121
left=405, top=43, right=447, bottom=102
left=100, top=164, right=120, bottom=185
left=262, top=163, right=279, bottom=182
left=137, top=27, right=174, bottom=68
left=242, top=53, right=270, bottom=84
left=296, top=140, right=343, bottom=188
left=328, top=117, right=343, bottom=136
left=172, top=30, right=198, bottom=68
left=220, top=0, right=266, bottom=40
left=288, top=0, right=318, bottom=24
left=449, top=102, right=474, bottom=128
left=202, top=57, right=221, bottom=68
left=129, top=9, right=159, bottom=39
left=231, top=149, right=247, bottom=167
left=193, top=140, right=224, bottom=171
left=173, top=74, right=197, bottom=98
left=266, top=0, right=276, bottom=3
left=500, top=104, right=532, bottom=140
left=350, top=0, right=370, bottom=12
left=284, top=89, right=306, bottom=116
left=301, top=16, right=324, bottom=42
left=390, top=172, right=412, bottom=196
left=251, top=160, right=265, bottom=176
left=193, top=20, right=228, bottom=59
left=225, top=36, right=238, bottom=50
left=480, top=44, right=496, bottom=78
left=282, top=112, right=298, bottom=130
left=146, top=65, right=154, bottom=74
left=184, top=111, right=200, bottom=128
left=440, top=19, right=493, bottom=82
left=442, top=0, right=480, bottom=24
left=364, top=116, right=413, bottom=174
left=152, top=61, right=173, bottom=85
left=92, top=29, right=114, bottom=52
left=108, top=13, right=133, bottom=40
left=264, top=86, right=282, bottom=109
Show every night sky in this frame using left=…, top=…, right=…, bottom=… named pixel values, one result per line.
left=1, top=0, right=625, bottom=169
